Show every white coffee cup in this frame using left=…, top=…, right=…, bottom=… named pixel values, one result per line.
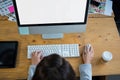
left=102, top=51, right=113, bottom=62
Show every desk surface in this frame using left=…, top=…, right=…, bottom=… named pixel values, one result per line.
left=0, top=18, right=120, bottom=79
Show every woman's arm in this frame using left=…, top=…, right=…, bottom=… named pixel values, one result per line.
left=80, top=64, right=92, bottom=80
left=28, top=65, right=36, bottom=80
left=27, top=51, right=43, bottom=80
left=80, top=44, right=94, bottom=80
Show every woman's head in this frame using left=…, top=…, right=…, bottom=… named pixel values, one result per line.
left=32, top=54, right=76, bottom=80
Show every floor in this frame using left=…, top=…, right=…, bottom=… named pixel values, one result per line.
left=112, top=0, right=120, bottom=35
left=77, top=75, right=120, bottom=80
left=107, top=75, right=120, bottom=80
left=116, top=20, right=120, bottom=35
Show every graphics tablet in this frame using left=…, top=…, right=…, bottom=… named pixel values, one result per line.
left=0, top=41, right=18, bottom=68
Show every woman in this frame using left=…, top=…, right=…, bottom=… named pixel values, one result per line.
left=28, top=44, right=94, bottom=80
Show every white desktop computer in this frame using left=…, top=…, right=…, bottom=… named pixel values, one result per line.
left=13, top=0, right=89, bottom=39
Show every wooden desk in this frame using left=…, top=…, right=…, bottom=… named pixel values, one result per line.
left=0, top=18, right=120, bottom=79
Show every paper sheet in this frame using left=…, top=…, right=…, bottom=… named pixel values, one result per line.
left=0, top=0, right=16, bottom=21
left=89, top=0, right=113, bottom=16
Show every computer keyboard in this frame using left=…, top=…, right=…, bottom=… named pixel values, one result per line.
left=27, top=44, right=80, bottom=59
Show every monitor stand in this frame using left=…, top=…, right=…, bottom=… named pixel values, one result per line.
left=42, top=33, right=63, bottom=39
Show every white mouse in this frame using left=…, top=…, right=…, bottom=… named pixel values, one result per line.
left=86, top=44, right=91, bottom=50
left=84, top=44, right=92, bottom=54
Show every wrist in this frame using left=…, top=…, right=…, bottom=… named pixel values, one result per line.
left=84, top=61, right=91, bottom=64
left=32, top=62, right=39, bottom=65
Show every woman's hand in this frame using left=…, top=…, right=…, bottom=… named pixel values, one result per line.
left=31, top=51, right=43, bottom=65
left=82, top=44, right=94, bottom=64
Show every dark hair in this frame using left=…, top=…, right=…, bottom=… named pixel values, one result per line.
left=32, top=54, right=76, bottom=80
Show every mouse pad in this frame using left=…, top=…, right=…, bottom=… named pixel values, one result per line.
left=0, top=41, right=18, bottom=68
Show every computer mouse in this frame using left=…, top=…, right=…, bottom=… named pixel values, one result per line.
left=86, top=44, right=91, bottom=50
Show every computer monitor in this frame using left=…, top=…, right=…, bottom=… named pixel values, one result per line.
left=13, top=0, right=89, bottom=39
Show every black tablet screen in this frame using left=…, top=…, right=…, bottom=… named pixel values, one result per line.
left=0, top=41, right=18, bottom=68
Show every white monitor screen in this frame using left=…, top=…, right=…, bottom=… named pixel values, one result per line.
left=13, top=0, right=89, bottom=25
